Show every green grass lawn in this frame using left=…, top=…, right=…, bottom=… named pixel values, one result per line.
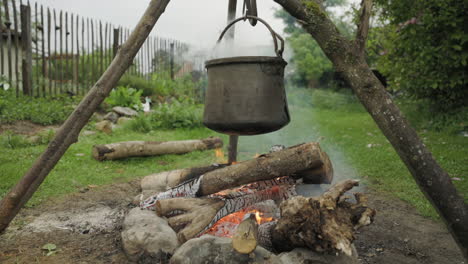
left=0, top=126, right=227, bottom=207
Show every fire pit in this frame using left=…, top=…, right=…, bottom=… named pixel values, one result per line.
left=120, top=142, right=375, bottom=263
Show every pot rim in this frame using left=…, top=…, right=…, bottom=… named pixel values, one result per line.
left=205, top=56, right=287, bottom=68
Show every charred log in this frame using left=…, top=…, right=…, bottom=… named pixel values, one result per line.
left=140, top=142, right=332, bottom=209
left=198, top=142, right=332, bottom=195
left=255, top=180, right=376, bottom=256
left=155, top=178, right=296, bottom=243
left=141, top=164, right=229, bottom=192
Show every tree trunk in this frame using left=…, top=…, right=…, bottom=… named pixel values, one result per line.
left=92, top=137, right=223, bottom=161
left=0, top=0, right=172, bottom=233
left=273, top=0, right=468, bottom=257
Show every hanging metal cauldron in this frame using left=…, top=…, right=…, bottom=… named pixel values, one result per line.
left=203, top=16, right=290, bottom=136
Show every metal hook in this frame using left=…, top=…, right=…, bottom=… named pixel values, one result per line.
left=242, top=0, right=258, bottom=26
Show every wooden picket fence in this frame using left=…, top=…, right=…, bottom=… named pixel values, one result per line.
left=0, top=0, right=192, bottom=97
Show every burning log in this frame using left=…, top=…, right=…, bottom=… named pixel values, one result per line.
left=155, top=178, right=296, bottom=242
left=141, top=164, right=229, bottom=193
left=142, top=142, right=332, bottom=208
left=256, top=180, right=376, bottom=256
left=197, top=142, right=332, bottom=195
left=92, top=137, right=223, bottom=161
left=232, top=214, right=258, bottom=254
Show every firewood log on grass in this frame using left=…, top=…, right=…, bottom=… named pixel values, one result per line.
left=92, top=137, right=223, bottom=161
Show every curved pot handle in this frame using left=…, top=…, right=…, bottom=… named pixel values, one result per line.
left=217, top=15, right=285, bottom=57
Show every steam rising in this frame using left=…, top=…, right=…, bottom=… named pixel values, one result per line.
left=237, top=88, right=361, bottom=196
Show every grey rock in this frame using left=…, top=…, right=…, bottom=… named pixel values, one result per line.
left=93, top=113, right=105, bottom=122
left=95, top=120, right=112, bottom=134
left=104, top=112, right=119, bottom=123
left=277, top=247, right=359, bottom=264
left=121, top=208, right=179, bottom=262
left=170, top=235, right=278, bottom=264
left=113, top=106, right=138, bottom=117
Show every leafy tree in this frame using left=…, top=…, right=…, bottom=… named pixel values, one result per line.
left=371, top=0, right=467, bottom=111
left=275, top=0, right=352, bottom=87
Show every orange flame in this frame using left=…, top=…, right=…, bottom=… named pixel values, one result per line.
left=214, top=148, right=227, bottom=163
left=204, top=208, right=275, bottom=238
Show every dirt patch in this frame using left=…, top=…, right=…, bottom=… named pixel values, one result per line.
left=0, top=121, right=59, bottom=136
left=0, top=180, right=140, bottom=264
left=355, top=190, right=464, bottom=264
left=0, top=182, right=465, bottom=263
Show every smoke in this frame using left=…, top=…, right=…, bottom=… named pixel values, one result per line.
left=237, top=87, right=362, bottom=196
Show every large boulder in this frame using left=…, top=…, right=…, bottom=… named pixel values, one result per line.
left=170, top=235, right=278, bottom=264
left=113, top=106, right=138, bottom=117
left=121, top=208, right=179, bottom=262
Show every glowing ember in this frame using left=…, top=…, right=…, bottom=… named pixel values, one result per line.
left=203, top=208, right=275, bottom=238
left=214, top=148, right=227, bottom=163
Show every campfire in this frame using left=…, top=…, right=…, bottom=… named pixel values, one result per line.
left=128, top=142, right=376, bottom=262
left=204, top=207, right=275, bottom=238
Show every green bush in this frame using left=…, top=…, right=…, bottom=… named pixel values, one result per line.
left=150, top=100, right=202, bottom=129
left=104, top=86, right=143, bottom=111
left=373, top=0, right=468, bottom=111
left=124, top=114, right=153, bottom=133
left=118, top=75, right=155, bottom=97
left=118, top=72, right=200, bottom=102
left=124, top=99, right=203, bottom=132
left=0, top=89, right=77, bottom=125
left=397, top=99, right=467, bottom=133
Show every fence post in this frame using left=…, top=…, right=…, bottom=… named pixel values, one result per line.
left=113, top=28, right=119, bottom=58
left=170, top=42, right=174, bottom=80
left=21, top=4, right=33, bottom=96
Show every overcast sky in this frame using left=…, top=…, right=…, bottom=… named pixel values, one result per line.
left=32, top=0, right=286, bottom=48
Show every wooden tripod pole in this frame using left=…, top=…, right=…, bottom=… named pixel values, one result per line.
left=0, top=0, right=171, bottom=233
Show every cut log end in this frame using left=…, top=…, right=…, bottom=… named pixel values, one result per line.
left=298, top=149, right=334, bottom=184
left=232, top=214, right=259, bottom=254
left=91, top=145, right=114, bottom=161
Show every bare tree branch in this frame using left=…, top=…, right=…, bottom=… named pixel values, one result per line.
left=356, top=0, right=373, bottom=54
left=0, top=0, right=171, bottom=234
